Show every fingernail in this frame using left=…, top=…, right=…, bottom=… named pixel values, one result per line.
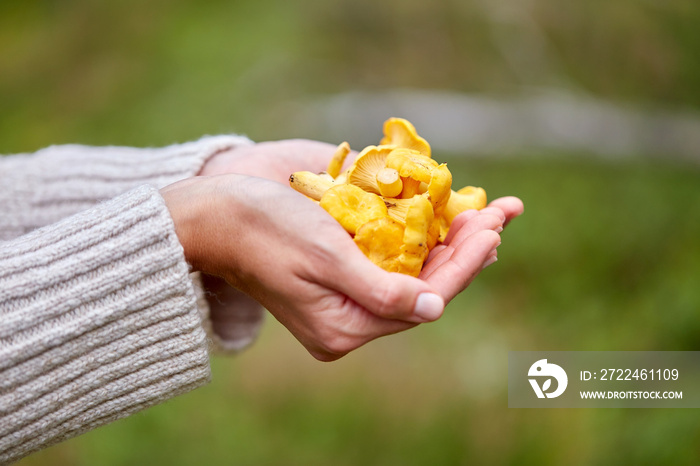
left=494, top=226, right=503, bottom=233
left=413, top=293, right=444, bottom=322
left=482, top=256, right=498, bottom=269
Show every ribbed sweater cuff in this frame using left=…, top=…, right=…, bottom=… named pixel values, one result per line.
left=0, top=185, right=211, bottom=464
left=0, top=134, right=253, bottom=240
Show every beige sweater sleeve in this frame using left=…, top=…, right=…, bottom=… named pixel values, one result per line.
left=0, top=136, right=265, bottom=463
left=0, top=135, right=253, bottom=240
left=0, top=185, right=209, bottom=464
left=0, top=135, right=265, bottom=354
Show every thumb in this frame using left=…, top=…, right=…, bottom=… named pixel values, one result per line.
left=327, top=250, right=445, bottom=324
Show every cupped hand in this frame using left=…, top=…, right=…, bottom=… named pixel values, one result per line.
left=161, top=174, right=510, bottom=361
left=199, top=139, right=350, bottom=336
left=200, top=139, right=349, bottom=184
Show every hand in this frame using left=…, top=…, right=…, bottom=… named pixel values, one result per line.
left=199, top=139, right=351, bottom=339
left=200, top=139, right=348, bottom=184
left=161, top=174, right=512, bottom=361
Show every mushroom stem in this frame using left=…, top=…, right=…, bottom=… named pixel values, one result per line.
left=318, top=171, right=336, bottom=183
left=400, top=177, right=422, bottom=199
left=327, top=141, right=351, bottom=178
left=289, top=171, right=334, bottom=201
left=320, top=184, right=388, bottom=235
left=376, top=167, right=403, bottom=198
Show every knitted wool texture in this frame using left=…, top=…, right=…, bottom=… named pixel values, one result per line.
left=0, top=136, right=263, bottom=463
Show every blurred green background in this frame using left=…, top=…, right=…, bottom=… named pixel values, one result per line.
left=3, top=0, right=700, bottom=465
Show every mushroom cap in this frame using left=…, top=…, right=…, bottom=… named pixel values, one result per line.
left=398, top=194, right=434, bottom=276
left=354, top=217, right=405, bottom=272
left=426, top=163, right=453, bottom=217
left=319, top=184, right=388, bottom=235
left=444, top=186, right=487, bottom=224
left=380, top=117, right=431, bottom=158
left=385, top=149, right=438, bottom=184
left=427, top=217, right=441, bottom=250
left=345, top=145, right=395, bottom=195
left=439, top=185, right=488, bottom=241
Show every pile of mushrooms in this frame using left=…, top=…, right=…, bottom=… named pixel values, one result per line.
left=289, top=118, right=487, bottom=276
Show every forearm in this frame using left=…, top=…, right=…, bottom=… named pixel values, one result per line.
left=0, top=185, right=210, bottom=464
left=0, top=135, right=252, bottom=241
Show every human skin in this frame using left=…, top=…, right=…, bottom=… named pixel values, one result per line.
left=162, top=140, right=523, bottom=361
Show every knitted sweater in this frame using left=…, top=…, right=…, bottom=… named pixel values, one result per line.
left=0, top=136, right=262, bottom=464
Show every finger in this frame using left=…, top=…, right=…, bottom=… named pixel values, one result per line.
left=482, top=248, right=499, bottom=269
left=325, top=248, right=445, bottom=324
left=441, top=209, right=480, bottom=245
left=478, top=206, right=506, bottom=224
left=439, top=212, right=503, bottom=250
left=487, top=196, right=524, bottom=226
left=425, top=212, right=502, bottom=277
left=425, top=216, right=503, bottom=278
left=420, top=216, right=503, bottom=280
left=422, top=229, right=501, bottom=302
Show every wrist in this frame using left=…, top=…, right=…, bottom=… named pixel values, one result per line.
left=161, top=177, right=209, bottom=271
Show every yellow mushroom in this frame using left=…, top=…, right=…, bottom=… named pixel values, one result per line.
left=382, top=164, right=450, bottom=218
left=318, top=171, right=337, bottom=183
left=383, top=196, right=416, bottom=224
left=395, top=168, right=450, bottom=251
left=385, top=149, right=437, bottom=183
left=327, top=141, right=351, bottom=179
left=288, top=117, right=488, bottom=277
left=380, top=117, right=431, bottom=158
left=345, top=145, right=404, bottom=197
left=444, top=186, right=487, bottom=223
left=384, top=148, right=439, bottom=199
left=381, top=162, right=451, bottom=250
left=354, top=217, right=405, bottom=272
left=438, top=186, right=488, bottom=241
left=375, top=167, right=403, bottom=198
left=398, top=195, right=434, bottom=276
left=319, top=184, right=388, bottom=235
left=289, top=171, right=335, bottom=201
left=426, top=163, right=453, bottom=216
left=334, top=169, right=349, bottom=185
left=426, top=217, right=441, bottom=250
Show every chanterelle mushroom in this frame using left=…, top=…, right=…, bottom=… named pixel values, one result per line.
left=439, top=186, right=488, bottom=241
left=384, top=148, right=439, bottom=198
left=327, top=141, right=351, bottom=179
left=380, top=117, right=431, bottom=158
left=289, top=117, right=488, bottom=276
left=398, top=195, right=434, bottom=276
left=360, top=195, right=434, bottom=276
left=375, top=167, right=402, bottom=198
left=354, top=217, right=404, bottom=272
left=345, top=145, right=404, bottom=197
left=319, top=184, right=388, bottom=235
left=289, top=171, right=335, bottom=201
